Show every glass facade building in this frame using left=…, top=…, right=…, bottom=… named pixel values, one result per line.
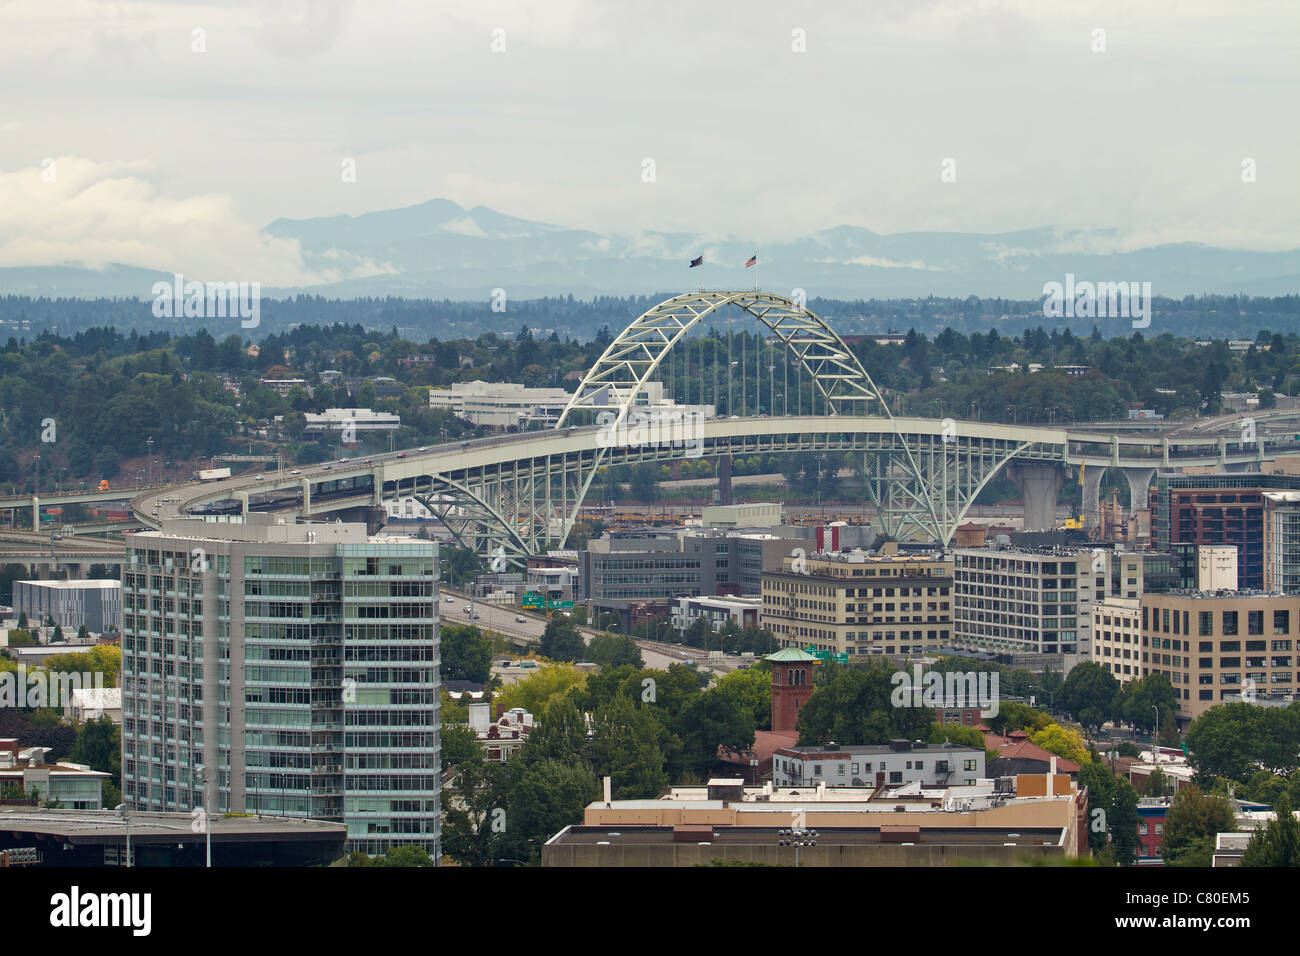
left=120, top=515, right=439, bottom=858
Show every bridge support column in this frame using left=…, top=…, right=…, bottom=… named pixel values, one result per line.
left=1008, top=463, right=1064, bottom=532
left=717, top=455, right=733, bottom=506
left=1082, top=465, right=1104, bottom=534
left=1121, top=467, right=1156, bottom=513
left=236, top=491, right=249, bottom=516
left=301, top=478, right=311, bottom=517
left=334, top=505, right=388, bottom=535
left=1223, top=461, right=1259, bottom=474
left=31, top=495, right=39, bottom=533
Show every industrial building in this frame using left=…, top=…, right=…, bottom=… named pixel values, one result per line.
left=12, top=578, right=122, bottom=635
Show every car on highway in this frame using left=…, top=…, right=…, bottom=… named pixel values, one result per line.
left=364, top=459, right=373, bottom=465
left=470, top=613, right=481, bottom=620
left=323, top=464, right=333, bottom=470
left=397, top=452, right=407, bottom=459
left=255, top=475, right=264, bottom=481
left=418, top=447, right=429, bottom=452
left=290, top=469, right=301, bottom=476
left=444, top=595, right=456, bottom=603
left=515, top=615, right=527, bottom=623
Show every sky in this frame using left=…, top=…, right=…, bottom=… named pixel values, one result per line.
left=0, top=0, right=1296, bottom=286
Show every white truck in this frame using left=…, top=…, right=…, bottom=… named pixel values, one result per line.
left=197, top=468, right=232, bottom=481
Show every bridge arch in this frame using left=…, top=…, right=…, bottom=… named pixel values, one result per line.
left=555, top=291, right=893, bottom=429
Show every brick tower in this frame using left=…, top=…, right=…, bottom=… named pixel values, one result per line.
left=766, top=647, right=817, bottom=734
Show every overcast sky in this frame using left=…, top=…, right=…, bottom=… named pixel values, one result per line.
left=0, top=0, right=1296, bottom=286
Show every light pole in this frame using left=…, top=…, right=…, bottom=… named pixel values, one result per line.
left=1152, top=705, right=1159, bottom=764
left=146, top=436, right=154, bottom=484
left=778, top=824, right=818, bottom=868
left=33, top=453, right=40, bottom=495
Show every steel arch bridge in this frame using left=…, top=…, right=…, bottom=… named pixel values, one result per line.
left=117, top=290, right=1280, bottom=570
left=405, top=291, right=1086, bottom=561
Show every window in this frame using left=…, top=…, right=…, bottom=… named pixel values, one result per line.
left=1200, top=612, right=1214, bottom=637
left=1276, top=610, right=1290, bottom=635
left=1222, top=611, right=1238, bottom=636
left=889, top=772, right=903, bottom=784
left=963, top=759, right=977, bottom=771
left=1249, top=611, right=1264, bottom=636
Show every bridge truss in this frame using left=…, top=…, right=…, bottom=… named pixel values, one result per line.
left=415, top=291, right=1045, bottom=565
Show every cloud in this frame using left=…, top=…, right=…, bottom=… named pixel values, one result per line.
left=0, top=157, right=384, bottom=286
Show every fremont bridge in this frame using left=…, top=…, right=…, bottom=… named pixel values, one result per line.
left=0, top=291, right=1287, bottom=570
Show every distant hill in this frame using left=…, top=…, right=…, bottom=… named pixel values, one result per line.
left=3, top=198, right=1297, bottom=302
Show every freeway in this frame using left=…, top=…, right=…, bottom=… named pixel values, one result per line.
left=438, top=587, right=739, bottom=675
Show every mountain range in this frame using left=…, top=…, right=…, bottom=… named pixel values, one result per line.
left=3, top=198, right=1298, bottom=301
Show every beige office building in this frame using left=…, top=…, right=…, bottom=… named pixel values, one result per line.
left=1092, top=597, right=1143, bottom=683
left=760, top=551, right=952, bottom=657
left=1140, top=591, right=1300, bottom=723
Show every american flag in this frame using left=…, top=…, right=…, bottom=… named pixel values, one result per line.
left=689, top=254, right=703, bottom=268
left=745, top=254, right=757, bottom=268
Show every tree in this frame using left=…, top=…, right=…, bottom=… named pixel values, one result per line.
left=500, top=758, right=599, bottom=865
left=1121, top=673, right=1178, bottom=735
left=494, top=663, right=587, bottom=717
left=1029, top=723, right=1092, bottom=766
left=441, top=736, right=511, bottom=867
left=1163, top=785, right=1236, bottom=867
left=519, top=697, right=588, bottom=767
left=1240, top=792, right=1300, bottom=867
left=539, top=617, right=585, bottom=663
left=1185, top=703, right=1300, bottom=784
left=587, top=693, right=668, bottom=799
left=675, top=689, right=755, bottom=779
left=1079, top=760, right=1140, bottom=865
left=714, top=666, right=772, bottom=732
left=441, top=624, right=492, bottom=683
left=440, top=722, right=481, bottom=769
left=1061, top=661, right=1119, bottom=732
left=796, top=662, right=932, bottom=747
left=378, top=844, right=435, bottom=867
left=585, top=633, right=643, bottom=670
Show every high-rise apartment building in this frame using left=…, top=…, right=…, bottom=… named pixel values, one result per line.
left=120, top=515, right=440, bottom=858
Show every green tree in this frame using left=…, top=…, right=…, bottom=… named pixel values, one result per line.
left=675, top=688, right=755, bottom=779
left=539, top=617, right=585, bottom=663
left=441, top=624, right=492, bottom=683
left=378, top=844, right=435, bottom=867
left=440, top=736, right=510, bottom=867
left=714, top=666, right=772, bottom=732
left=1240, top=792, right=1300, bottom=867
left=1185, top=703, right=1300, bottom=784
left=587, top=693, right=668, bottom=799
left=1029, top=723, right=1092, bottom=766
left=440, top=721, right=481, bottom=768
left=501, top=758, right=599, bottom=865
left=519, top=697, right=588, bottom=767
left=1061, top=661, right=1119, bottom=732
left=796, top=662, right=932, bottom=747
left=1163, top=785, right=1236, bottom=867
left=585, top=633, right=643, bottom=670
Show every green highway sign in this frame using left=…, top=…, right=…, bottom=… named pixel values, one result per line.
left=547, top=599, right=574, bottom=609
left=521, top=592, right=544, bottom=609
left=833, top=653, right=849, bottom=664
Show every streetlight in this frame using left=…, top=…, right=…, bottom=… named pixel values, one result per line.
left=777, top=824, right=818, bottom=867
left=1152, top=705, right=1160, bottom=764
